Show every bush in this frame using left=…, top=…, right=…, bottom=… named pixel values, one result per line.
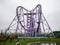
left=0, top=34, right=7, bottom=42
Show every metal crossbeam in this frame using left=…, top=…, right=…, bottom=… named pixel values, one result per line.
left=24, top=13, right=36, bottom=15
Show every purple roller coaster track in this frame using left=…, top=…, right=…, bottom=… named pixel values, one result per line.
left=5, top=4, right=55, bottom=38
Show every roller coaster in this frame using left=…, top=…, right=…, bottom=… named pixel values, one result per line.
left=5, top=4, right=55, bottom=38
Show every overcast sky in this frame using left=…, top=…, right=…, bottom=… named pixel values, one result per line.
left=0, top=0, right=60, bottom=32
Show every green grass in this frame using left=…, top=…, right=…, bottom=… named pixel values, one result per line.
left=0, top=38, right=60, bottom=45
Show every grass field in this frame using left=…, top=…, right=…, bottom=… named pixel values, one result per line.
left=0, top=38, right=60, bottom=45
